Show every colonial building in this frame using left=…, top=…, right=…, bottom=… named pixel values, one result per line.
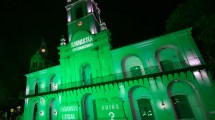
left=23, top=0, right=215, bottom=120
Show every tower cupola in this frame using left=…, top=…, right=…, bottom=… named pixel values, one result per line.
left=65, top=0, right=105, bottom=42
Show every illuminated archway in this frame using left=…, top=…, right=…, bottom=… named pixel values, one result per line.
left=82, top=94, right=95, bottom=120
left=129, top=86, right=155, bottom=120
left=168, top=80, right=207, bottom=120
left=122, top=55, right=144, bottom=78
left=171, top=95, right=194, bottom=119
left=155, top=45, right=184, bottom=72
left=44, top=98, right=58, bottom=120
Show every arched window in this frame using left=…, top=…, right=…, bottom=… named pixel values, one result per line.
left=122, top=56, right=144, bottom=78
left=82, top=94, right=95, bottom=120
left=81, top=64, right=92, bottom=85
left=33, top=103, right=38, bottom=120
left=171, top=95, right=194, bottom=119
left=76, top=6, right=83, bottom=20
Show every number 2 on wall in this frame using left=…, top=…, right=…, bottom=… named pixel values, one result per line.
left=109, top=112, right=115, bottom=120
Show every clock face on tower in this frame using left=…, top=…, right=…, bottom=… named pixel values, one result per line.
left=41, top=48, right=46, bottom=53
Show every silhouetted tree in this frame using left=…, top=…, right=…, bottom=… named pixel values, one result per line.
left=165, top=0, right=215, bottom=63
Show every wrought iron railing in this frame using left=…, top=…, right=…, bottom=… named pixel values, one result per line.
left=26, top=57, right=205, bottom=96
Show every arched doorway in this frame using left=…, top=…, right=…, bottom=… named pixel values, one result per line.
left=122, top=56, right=144, bottom=78
left=155, top=46, right=184, bottom=72
left=49, top=99, right=53, bottom=120
left=46, top=98, right=58, bottom=120
left=129, top=86, right=155, bottom=120
left=171, top=95, right=194, bottom=119
left=81, top=64, right=92, bottom=85
left=168, top=80, right=207, bottom=120
left=82, top=94, right=95, bottom=120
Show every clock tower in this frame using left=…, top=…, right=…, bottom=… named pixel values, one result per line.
left=58, top=0, right=113, bottom=85
left=65, top=0, right=105, bottom=42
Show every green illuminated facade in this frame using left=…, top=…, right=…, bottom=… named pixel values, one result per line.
left=23, top=0, right=215, bottom=120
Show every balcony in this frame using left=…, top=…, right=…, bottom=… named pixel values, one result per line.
left=26, top=57, right=206, bottom=97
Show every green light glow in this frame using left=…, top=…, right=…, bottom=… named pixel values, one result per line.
left=23, top=0, right=215, bottom=119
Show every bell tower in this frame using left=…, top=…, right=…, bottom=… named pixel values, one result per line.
left=65, top=0, right=104, bottom=42
left=29, top=39, right=47, bottom=72
left=29, top=39, right=54, bottom=72
left=59, top=0, right=113, bottom=85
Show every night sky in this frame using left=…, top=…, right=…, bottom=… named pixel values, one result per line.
left=0, top=0, right=182, bottom=95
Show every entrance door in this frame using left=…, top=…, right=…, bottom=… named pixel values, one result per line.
left=171, top=95, right=195, bottom=119
left=137, top=98, right=155, bottom=120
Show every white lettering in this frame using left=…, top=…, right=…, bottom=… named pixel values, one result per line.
left=112, top=104, right=115, bottom=109
left=62, top=114, right=75, bottom=120
left=109, top=112, right=115, bottom=120
left=101, top=104, right=119, bottom=111
left=72, top=43, right=93, bottom=51
left=71, top=36, right=93, bottom=48
left=60, top=106, right=78, bottom=112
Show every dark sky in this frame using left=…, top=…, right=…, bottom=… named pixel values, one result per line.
left=0, top=0, right=182, bottom=95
